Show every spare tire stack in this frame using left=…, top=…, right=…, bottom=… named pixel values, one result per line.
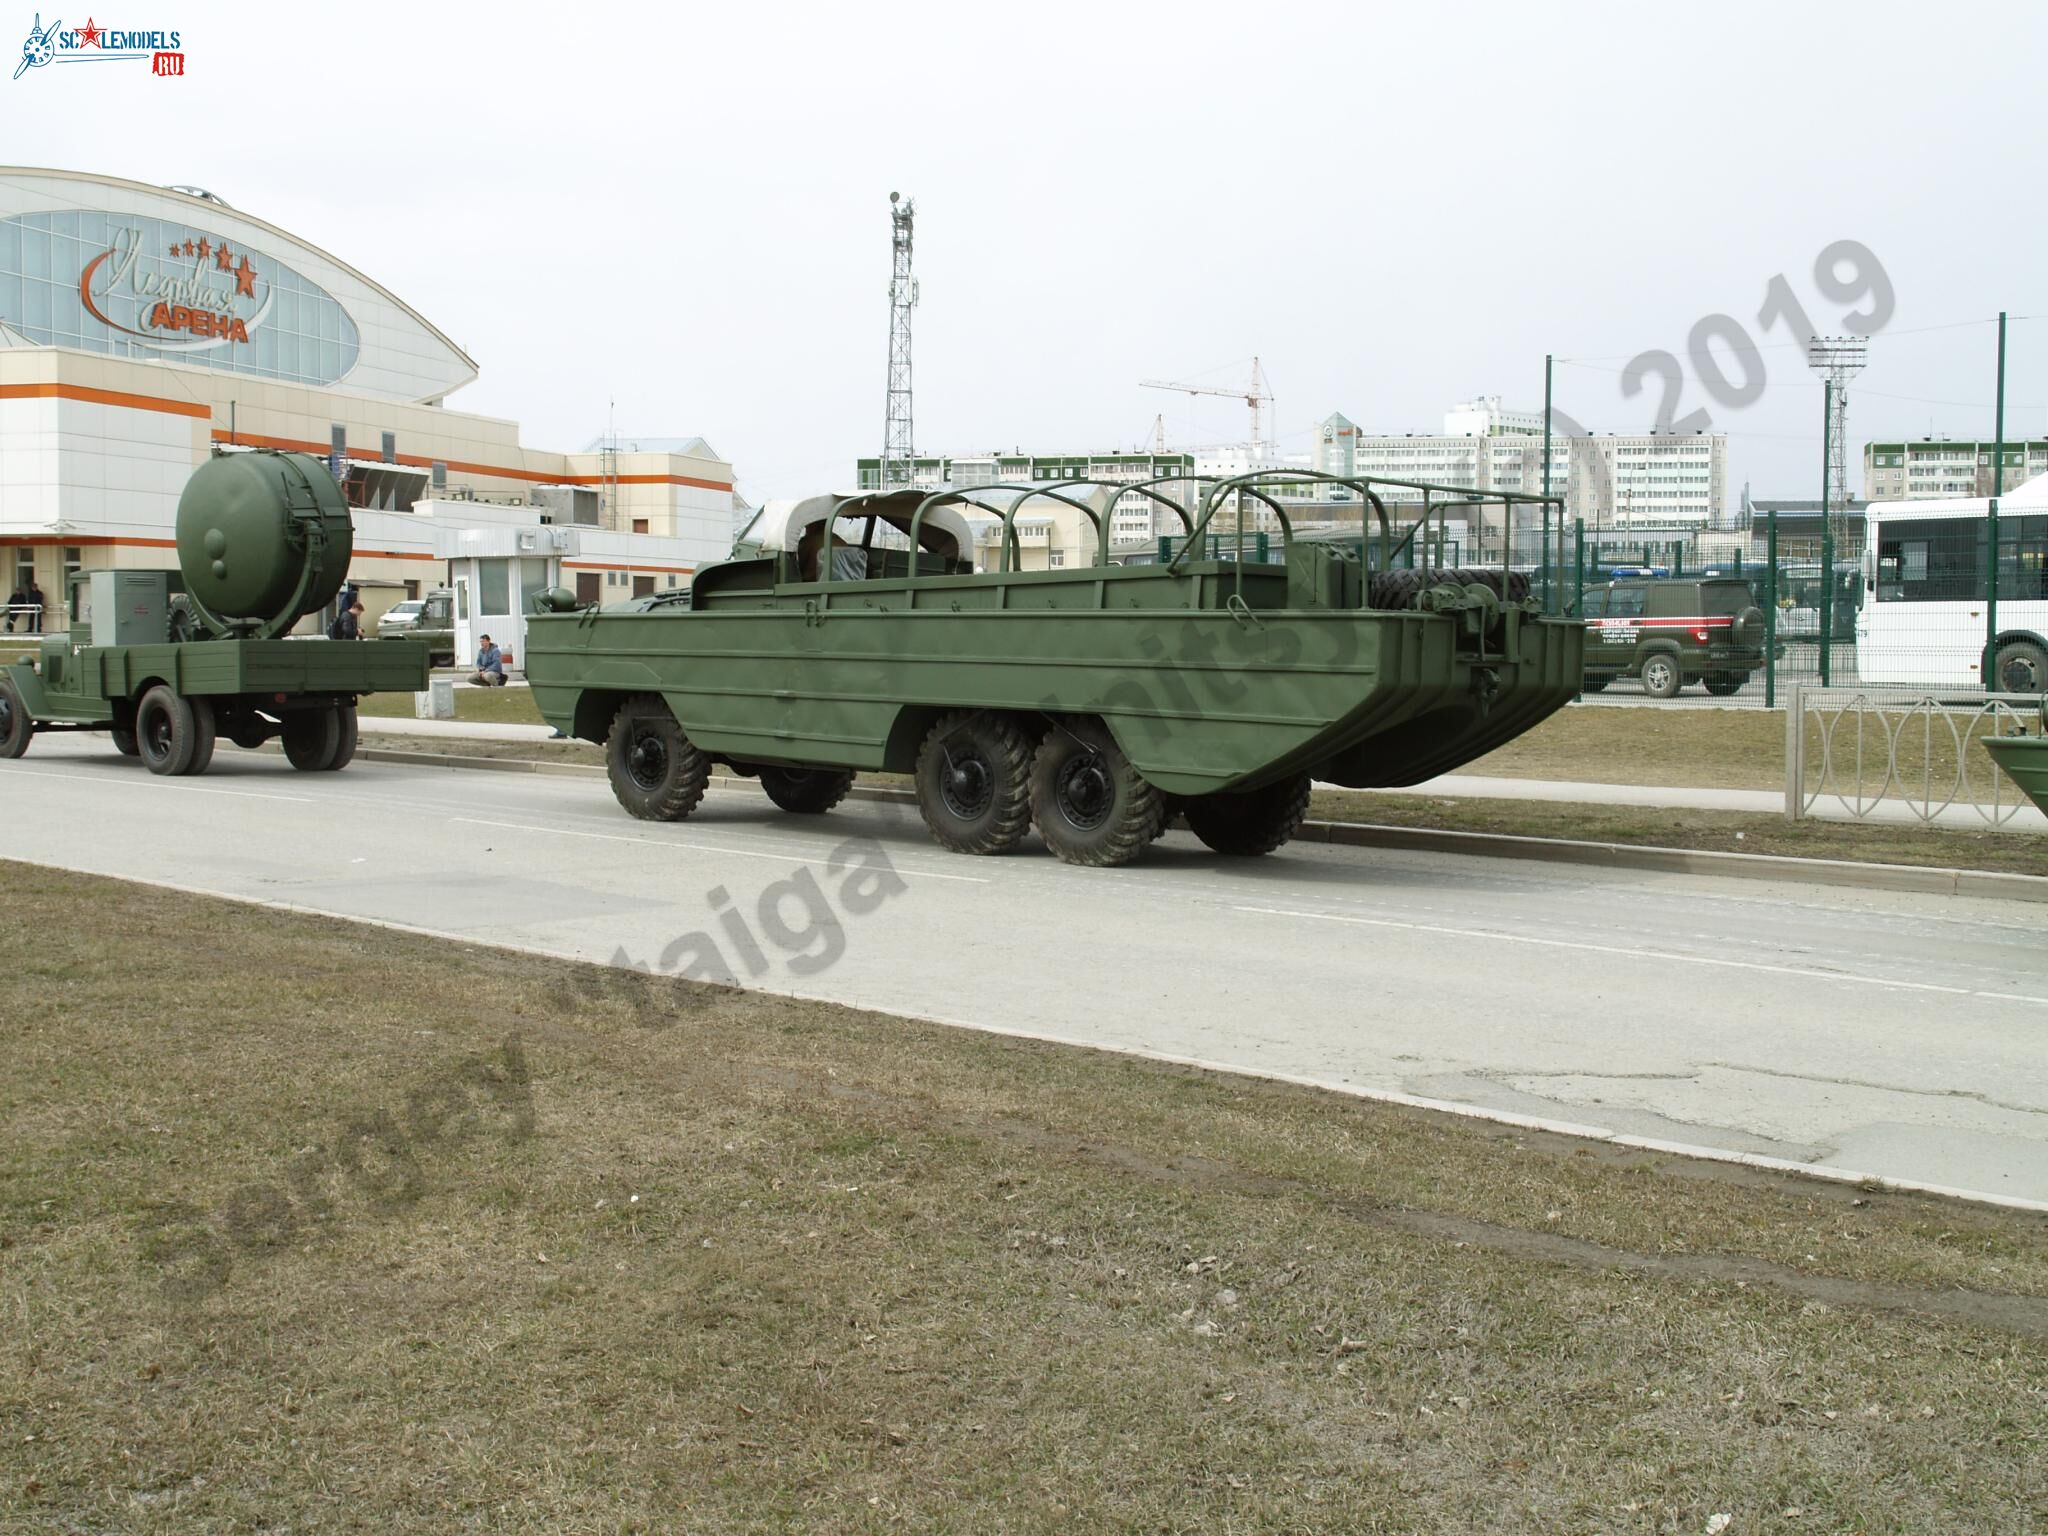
left=1367, top=567, right=1531, bottom=610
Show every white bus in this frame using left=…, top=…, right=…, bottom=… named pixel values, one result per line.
left=1857, top=477, right=2048, bottom=693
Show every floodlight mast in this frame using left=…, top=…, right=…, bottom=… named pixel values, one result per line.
left=1807, top=336, right=1868, bottom=555
left=880, top=192, right=918, bottom=491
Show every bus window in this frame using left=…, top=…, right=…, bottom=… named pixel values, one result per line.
left=1875, top=518, right=1981, bottom=602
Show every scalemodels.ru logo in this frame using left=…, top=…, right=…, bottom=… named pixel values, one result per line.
left=14, top=13, right=185, bottom=79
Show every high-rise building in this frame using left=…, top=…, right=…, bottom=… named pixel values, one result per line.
left=1863, top=439, right=2048, bottom=501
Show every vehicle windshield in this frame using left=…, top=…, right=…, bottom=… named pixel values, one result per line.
left=385, top=602, right=423, bottom=618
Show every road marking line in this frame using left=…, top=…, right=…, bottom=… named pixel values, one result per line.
left=449, top=816, right=990, bottom=882
left=1231, top=903, right=2048, bottom=1006
left=0, top=763, right=316, bottom=803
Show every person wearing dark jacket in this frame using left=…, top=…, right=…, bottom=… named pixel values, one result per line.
left=4, top=584, right=23, bottom=634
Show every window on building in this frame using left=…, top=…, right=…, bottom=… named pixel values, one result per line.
left=382, top=431, right=396, bottom=464
left=633, top=575, right=655, bottom=599
left=478, top=558, right=510, bottom=615
left=632, top=518, right=649, bottom=535
left=62, top=545, right=82, bottom=621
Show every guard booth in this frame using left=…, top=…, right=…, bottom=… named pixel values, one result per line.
left=438, top=529, right=564, bottom=675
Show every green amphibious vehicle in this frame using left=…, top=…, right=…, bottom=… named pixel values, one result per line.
left=524, top=473, right=1585, bottom=866
left=1983, top=700, right=2048, bottom=819
left=0, top=450, right=428, bottom=776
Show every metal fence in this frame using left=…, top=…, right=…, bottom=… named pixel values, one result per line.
left=1786, top=684, right=2047, bottom=829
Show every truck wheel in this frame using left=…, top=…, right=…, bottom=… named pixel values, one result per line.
left=135, top=685, right=199, bottom=776
left=1183, top=773, right=1312, bottom=856
left=184, top=698, right=218, bottom=776
left=0, top=675, right=31, bottom=759
left=325, top=704, right=359, bottom=771
left=914, top=710, right=1034, bottom=854
left=283, top=708, right=342, bottom=771
left=759, top=765, right=853, bottom=814
left=1639, top=653, right=1681, bottom=700
left=1992, top=640, right=2048, bottom=695
left=606, top=693, right=708, bottom=821
left=110, top=725, right=139, bottom=756
left=1028, top=717, right=1163, bottom=867
left=1703, top=674, right=1745, bottom=697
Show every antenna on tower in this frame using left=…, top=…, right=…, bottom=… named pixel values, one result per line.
left=1807, top=336, right=1867, bottom=552
left=880, top=192, right=918, bottom=490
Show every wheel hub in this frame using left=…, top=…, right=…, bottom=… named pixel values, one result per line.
left=144, top=709, right=172, bottom=759
left=628, top=731, right=670, bottom=790
left=1055, top=752, right=1113, bottom=830
left=941, top=751, right=993, bottom=819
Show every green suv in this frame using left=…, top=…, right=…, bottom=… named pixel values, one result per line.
left=1579, top=576, right=1768, bottom=699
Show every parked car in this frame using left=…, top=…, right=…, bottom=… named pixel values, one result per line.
left=376, top=588, right=456, bottom=666
left=1579, top=575, right=1768, bottom=699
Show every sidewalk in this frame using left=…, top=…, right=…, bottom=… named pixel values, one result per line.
left=356, top=714, right=2046, bottom=832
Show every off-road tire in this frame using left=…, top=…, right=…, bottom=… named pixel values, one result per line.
left=914, top=710, right=1034, bottom=855
left=135, top=684, right=199, bottom=776
left=1183, top=772, right=1313, bottom=857
left=606, top=693, right=709, bottom=821
left=283, top=708, right=343, bottom=772
left=0, top=674, right=30, bottom=759
left=110, top=724, right=139, bottom=756
left=1580, top=675, right=1611, bottom=693
left=759, top=765, right=854, bottom=814
left=1639, top=653, right=1682, bottom=700
left=184, top=697, right=218, bottom=776
left=1703, top=674, right=1746, bottom=697
left=1730, top=606, right=1768, bottom=649
left=325, top=703, right=358, bottom=771
left=1992, top=640, right=2048, bottom=696
left=1028, top=717, right=1163, bottom=868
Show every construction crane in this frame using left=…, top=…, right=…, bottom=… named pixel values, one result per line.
left=1140, top=358, right=1272, bottom=459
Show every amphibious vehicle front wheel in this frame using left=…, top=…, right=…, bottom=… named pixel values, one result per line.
left=283, top=708, right=343, bottom=772
left=759, top=765, right=854, bottom=815
left=0, top=675, right=31, bottom=760
left=1029, top=718, right=1163, bottom=868
left=914, top=710, right=1034, bottom=855
left=135, top=685, right=199, bottom=776
left=1183, top=772, right=1312, bottom=857
left=1640, top=654, right=1681, bottom=700
left=606, top=693, right=709, bottom=821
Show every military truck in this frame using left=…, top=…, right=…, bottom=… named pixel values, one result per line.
left=0, top=450, right=429, bottom=775
left=377, top=588, right=457, bottom=666
left=522, top=473, right=1584, bottom=867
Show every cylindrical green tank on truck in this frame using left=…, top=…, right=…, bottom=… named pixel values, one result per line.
left=521, top=472, right=1586, bottom=867
left=0, top=450, right=429, bottom=775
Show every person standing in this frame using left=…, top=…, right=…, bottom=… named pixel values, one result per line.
left=3, top=581, right=23, bottom=634
left=328, top=599, right=365, bottom=640
left=471, top=633, right=506, bottom=687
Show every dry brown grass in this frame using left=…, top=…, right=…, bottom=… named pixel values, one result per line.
left=4, top=864, right=2048, bottom=1533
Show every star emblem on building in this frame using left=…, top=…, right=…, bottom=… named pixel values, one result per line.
left=76, top=18, right=102, bottom=47
left=196, top=238, right=211, bottom=262
left=215, top=243, right=234, bottom=271
left=183, top=239, right=196, bottom=257
left=233, top=254, right=258, bottom=298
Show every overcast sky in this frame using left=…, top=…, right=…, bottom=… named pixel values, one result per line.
left=8, top=0, right=2046, bottom=503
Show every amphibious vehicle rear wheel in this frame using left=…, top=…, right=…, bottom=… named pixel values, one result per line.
left=0, top=675, right=31, bottom=760
left=606, top=693, right=709, bottom=821
left=283, top=707, right=343, bottom=772
left=759, top=765, right=854, bottom=815
left=914, top=710, right=1034, bottom=855
left=135, top=685, right=199, bottom=776
left=1183, top=772, right=1312, bottom=857
left=1029, top=717, right=1163, bottom=868
left=1639, top=653, right=1681, bottom=700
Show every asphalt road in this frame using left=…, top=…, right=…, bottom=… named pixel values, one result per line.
left=5, top=737, right=2046, bottom=1207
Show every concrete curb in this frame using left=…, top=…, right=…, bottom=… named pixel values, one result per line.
left=354, top=745, right=2048, bottom=903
